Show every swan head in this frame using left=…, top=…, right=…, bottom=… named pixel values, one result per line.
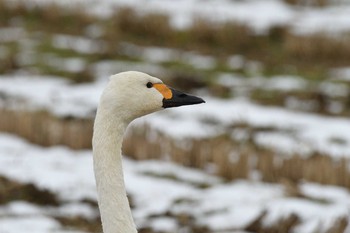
left=100, top=71, right=205, bottom=122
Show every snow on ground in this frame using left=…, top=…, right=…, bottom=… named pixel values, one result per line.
left=1, top=75, right=350, bottom=158
left=218, top=73, right=308, bottom=92
left=0, top=215, right=63, bottom=233
left=12, top=0, right=350, bottom=35
left=330, top=67, right=350, bottom=82
left=0, top=133, right=350, bottom=232
left=51, top=34, right=106, bottom=55
left=0, top=27, right=26, bottom=43
left=0, top=75, right=104, bottom=117
left=0, top=202, right=93, bottom=233
left=119, top=43, right=218, bottom=71
left=134, top=97, right=350, bottom=158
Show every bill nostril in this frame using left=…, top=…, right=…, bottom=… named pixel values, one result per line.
left=179, top=93, right=187, bottom=98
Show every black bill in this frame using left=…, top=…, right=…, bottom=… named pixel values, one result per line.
left=162, top=88, right=205, bottom=108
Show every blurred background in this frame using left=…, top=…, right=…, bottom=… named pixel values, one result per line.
left=1, top=0, right=350, bottom=232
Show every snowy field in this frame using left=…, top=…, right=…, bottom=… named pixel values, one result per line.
left=15, top=0, right=350, bottom=35
left=1, top=75, right=350, bottom=158
left=1, top=73, right=350, bottom=232
left=1, top=0, right=350, bottom=232
left=1, top=133, right=350, bottom=233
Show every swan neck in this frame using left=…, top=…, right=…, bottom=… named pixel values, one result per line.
left=92, top=110, right=137, bottom=233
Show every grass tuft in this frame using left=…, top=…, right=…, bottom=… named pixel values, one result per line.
left=0, top=176, right=59, bottom=206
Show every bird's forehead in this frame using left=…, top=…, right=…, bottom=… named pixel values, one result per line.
left=129, top=75, right=163, bottom=85
left=110, top=72, right=163, bottom=85
left=148, top=76, right=163, bottom=84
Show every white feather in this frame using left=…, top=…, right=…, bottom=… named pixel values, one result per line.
left=92, top=71, right=165, bottom=233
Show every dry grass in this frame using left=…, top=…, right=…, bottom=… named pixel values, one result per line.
left=0, top=109, right=93, bottom=149
left=246, top=212, right=300, bottom=233
left=1, top=0, right=349, bottom=80
left=0, top=0, right=350, bottom=205
left=258, top=151, right=350, bottom=187
left=0, top=56, right=19, bottom=74
left=285, top=34, right=350, bottom=67
left=56, top=216, right=102, bottom=233
left=327, top=218, right=349, bottom=233
left=0, top=108, right=350, bottom=232
left=109, top=7, right=172, bottom=45
left=250, top=88, right=350, bottom=116
left=0, top=176, right=59, bottom=206
left=123, top=124, right=350, bottom=189
left=284, top=0, right=329, bottom=7
left=1, top=108, right=350, bottom=190
left=0, top=0, right=93, bottom=35
left=185, top=19, right=253, bottom=55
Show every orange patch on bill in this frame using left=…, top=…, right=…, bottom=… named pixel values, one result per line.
left=154, top=83, right=173, bottom=99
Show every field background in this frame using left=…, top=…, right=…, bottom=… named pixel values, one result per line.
left=1, top=0, right=350, bottom=232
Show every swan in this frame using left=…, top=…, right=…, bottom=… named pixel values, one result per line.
left=92, top=71, right=205, bottom=233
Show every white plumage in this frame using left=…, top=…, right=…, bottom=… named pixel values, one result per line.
left=92, top=71, right=204, bottom=233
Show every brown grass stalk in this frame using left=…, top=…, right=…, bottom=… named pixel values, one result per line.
left=1, top=108, right=350, bottom=190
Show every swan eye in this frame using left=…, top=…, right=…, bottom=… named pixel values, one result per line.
left=146, top=82, right=153, bottom=88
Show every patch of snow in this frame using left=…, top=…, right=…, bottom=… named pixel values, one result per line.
left=147, top=217, right=178, bottom=232
left=11, top=0, right=350, bottom=35
left=93, top=60, right=166, bottom=81
left=292, top=5, right=350, bottom=35
left=84, top=24, right=104, bottom=38
left=0, top=201, right=97, bottom=232
left=196, top=181, right=283, bottom=214
left=52, top=34, right=106, bottom=54
left=254, top=132, right=313, bottom=156
left=227, top=55, right=245, bottom=70
left=181, top=52, right=216, bottom=70
left=0, top=216, right=60, bottom=233
left=131, top=111, right=222, bottom=139
left=125, top=162, right=199, bottom=221
left=0, top=27, right=26, bottom=42
left=217, top=74, right=307, bottom=92
left=120, top=43, right=217, bottom=70
left=135, top=97, right=350, bottom=158
left=319, top=82, right=348, bottom=97
left=0, top=75, right=104, bottom=117
left=1, top=75, right=350, bottom=158
left=53, top=203, right=98, bottom=219
left=0, top=134, right=350, bottom=232
left=330, top=67, right=350, bottom=82
left=0, top=75, right=70, bottom=110
left=328, top=101, right=344, bottom=114
left=134, top=160, right=222, bottom=185
left=300, top=183, right=350, bottom=205
left=41, top=54, right=87, bottom=73
left=126, top=0, right=294, bottom=33
left=0, top=135, right=96, bottom=201
left=285, top=97, right=318, bottom=112
left=217, top=73, right=245, bottom=87
left=263, top=198, right=349, bottom=232
left=263, top=76, right=307, bottom=91
left=142, top=46, right=179, bottom=63
left=0, top=202, right=43, bottom=216
left=201, top=205, right=263, bottom=230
